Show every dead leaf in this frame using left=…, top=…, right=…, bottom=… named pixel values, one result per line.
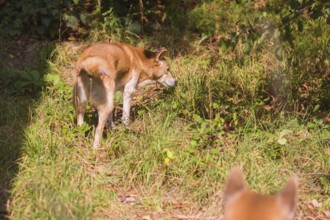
left=310, top=199, right=322, bottom=208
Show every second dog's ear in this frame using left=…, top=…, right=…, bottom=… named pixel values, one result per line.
left=224, top=167, right=247, bottom=206
left=277, top=177, right=298, bottom=219
left=155, top=47, right=167, bottom=62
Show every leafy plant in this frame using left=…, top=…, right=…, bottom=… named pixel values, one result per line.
left=12, top=70, right=43, bottom=94
left=190, top=114, right=225, bottom=149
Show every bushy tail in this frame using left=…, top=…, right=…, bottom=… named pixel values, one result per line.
left=73, top=69, right=90, bottom=116
left=73, top=56, right=112, bottom=116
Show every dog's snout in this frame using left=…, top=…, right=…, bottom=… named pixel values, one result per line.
left=158, top=73, right=177, bottom=88
left=168, top=78, right=177, bottom=87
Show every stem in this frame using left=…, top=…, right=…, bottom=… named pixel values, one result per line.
left=139, top=0, right=144, bottom=38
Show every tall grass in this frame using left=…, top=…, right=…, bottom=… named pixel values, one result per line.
left=5, top=40, right=329, bottom=219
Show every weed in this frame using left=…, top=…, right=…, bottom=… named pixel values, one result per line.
left=1, top=1, right=329, bottom=219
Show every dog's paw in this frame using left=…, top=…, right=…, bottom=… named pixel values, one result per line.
left=105, top=121, right=117, bottom=130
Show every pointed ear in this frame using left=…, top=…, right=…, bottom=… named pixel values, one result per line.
left=277, top=177, right=298, bottom=219
left=155, top=47, right=167, bottom=62
left=224, top=167, right=247, bottom=206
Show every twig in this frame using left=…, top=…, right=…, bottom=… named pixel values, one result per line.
left=208, top=82, right=213, bottom=121
left=139, top=0, right=144, bottom=39
left=58, top=0, right=63, bottom=41
left=280, top=169, right=330, bottom=177
left=301, top=173, right=330, bottom=177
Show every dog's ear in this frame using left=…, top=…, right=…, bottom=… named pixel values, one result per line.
left=224, top=167, right=247, bottom=206
left=155, top=47, right=167, bottom=62
left=277, top=176, right=298, bottom=219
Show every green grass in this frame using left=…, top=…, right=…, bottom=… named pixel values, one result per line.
left=1, top=40, right=328, bottom=219
left=1, top=0, right=329, bottom=218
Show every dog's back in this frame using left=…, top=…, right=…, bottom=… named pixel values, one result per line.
left=224, top=168, right=298, bottom=220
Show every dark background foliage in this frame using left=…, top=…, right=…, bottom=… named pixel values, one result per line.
left=0, top=0, right=329, bottom=112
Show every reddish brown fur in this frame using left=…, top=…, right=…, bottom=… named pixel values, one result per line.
left=77, top=44, right=139, bottom=89
left=224, top=168, right=298, bottom=220
left=73, top=42, right=176, bottom=149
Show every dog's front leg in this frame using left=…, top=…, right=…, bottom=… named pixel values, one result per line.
left=122, top=89, right=134, bottom=128
left=122, top=72, right=138, bottom=128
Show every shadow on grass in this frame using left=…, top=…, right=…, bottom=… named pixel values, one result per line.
left=0, top=2, right=206, bottom=217
left=0, top=37, right=54, bottom=219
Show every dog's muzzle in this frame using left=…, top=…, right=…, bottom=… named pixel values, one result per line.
left=158, top=74, right=177, bottom=88
left=164, top=78, right=177, bottom=87
left=172, top=80, right=177, bottom=87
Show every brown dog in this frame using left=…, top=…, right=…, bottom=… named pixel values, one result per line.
left=73, top=43, right=177, bottom=149
left=224, top=168, right=298, bottom=220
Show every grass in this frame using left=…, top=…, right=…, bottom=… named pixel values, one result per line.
left=0, top=38, right=328, bottom=219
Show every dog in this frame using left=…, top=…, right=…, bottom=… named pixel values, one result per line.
left=73, top=43, right=177, bottom=149
left=224, top=168, right=298, bottom=220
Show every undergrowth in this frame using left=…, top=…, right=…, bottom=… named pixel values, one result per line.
left=1, top=0, right=329, bottom=219
left=6, top=41, right=330, bottom=219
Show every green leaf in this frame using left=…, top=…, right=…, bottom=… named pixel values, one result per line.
left=313, top=104, right=320, bottom=113
left=218, top=40, right=229, bottom=54
left=137, top=109, right=145, bottom=116
left=52, top=9, right=59, bottom=16
left=64, top=14, right=79, bottom=30
left=279, top=129, right=292, bottom=138
left=313, top=117, right=323, bottom=125
left=30, top=70, right=40, bottom=80
left=187, top=147, right=196, bottom=153
left=193, top=114, right=203, bottom=124
left=277, top=137, right=287, bottom=145
left=243, top=42, right=252, bottom=55
left=233, top=112, right=238, bottom=125
left=44, top=73, right=61, bottom=86
left=80, top=14, right=88, bottom=25
left=19, top=71, right=32, bottom=80
left=273, top=28, right=281, bottom=39
left=73, top=0, right=79, bottom=5
left=190, top=140, right=198, bottom=147
left=275, top=47, right=284, bottom=60
left=41, top=16, right=51, bottom=27
left=297, top=20, right=304, bottom=32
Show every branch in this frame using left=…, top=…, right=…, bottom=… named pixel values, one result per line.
left=139, top=0, right=144, bottom=39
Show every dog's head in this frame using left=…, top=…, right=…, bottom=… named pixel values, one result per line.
left=224, top=167, right=298, bottom=220
left=144, top=47, right=177, bottom=88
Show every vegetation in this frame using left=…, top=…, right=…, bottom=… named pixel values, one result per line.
left=0, top=0, right=329, bottom=219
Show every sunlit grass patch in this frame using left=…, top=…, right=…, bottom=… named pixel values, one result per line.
left=6, top=40, right=329, bottom=219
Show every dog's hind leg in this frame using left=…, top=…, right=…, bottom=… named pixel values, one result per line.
left=92, top=79, right=115, bottom=149
left=106, top=111, right=116, bottom=129
left=73, top=72, right=90, bottom=126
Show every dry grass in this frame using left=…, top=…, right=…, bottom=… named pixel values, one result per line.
left=0, top=39, right=328, bottom=219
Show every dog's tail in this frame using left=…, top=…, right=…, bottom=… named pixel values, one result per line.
left=76, top=56, right=112, bottom=78
left=73, top=56, right=112, bottom=116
